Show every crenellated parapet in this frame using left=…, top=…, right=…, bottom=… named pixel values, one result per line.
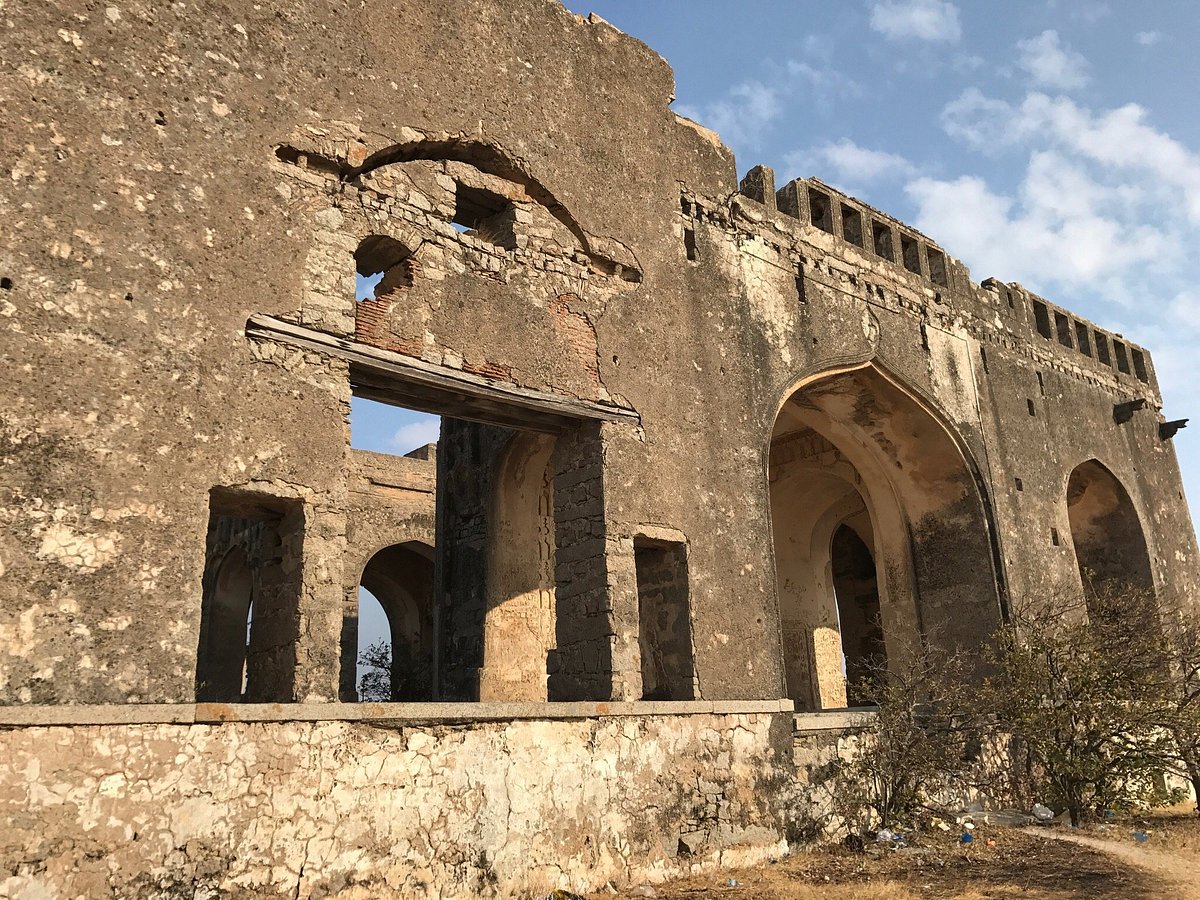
left=726, top=164, right=1159, bottom=402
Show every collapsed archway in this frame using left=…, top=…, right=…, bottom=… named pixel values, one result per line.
left=769, top=364, right=1003, bottom=710
left=356, top=541, right=434, bottom=701
left=1066, top=459, right=1155, bottom=603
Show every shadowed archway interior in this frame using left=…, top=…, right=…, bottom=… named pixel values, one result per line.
left=768, top=364, right=1003, bottom=710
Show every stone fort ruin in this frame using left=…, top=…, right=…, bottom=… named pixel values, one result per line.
left=1, top=0, right=1197, bottom=896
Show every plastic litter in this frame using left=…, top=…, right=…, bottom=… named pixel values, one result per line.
left=1133, top=831, right=1149, bottom=843
left=876, top=828, right=895, bottom=844
left=960, top=832, right=974, bottom=844
left=1032, top=803, right=1054, bottom=824
left=726, top=878, right=739, bottom=888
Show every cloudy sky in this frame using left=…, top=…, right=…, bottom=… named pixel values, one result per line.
left=352, top=0, right=1200, bottom=666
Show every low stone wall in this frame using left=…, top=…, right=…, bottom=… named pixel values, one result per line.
left=0, top=702, right=795, bottom=899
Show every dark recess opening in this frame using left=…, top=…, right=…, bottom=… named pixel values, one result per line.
left=635, top=538, right=694, bottom=701
left=900, top=234, right=921, bottom=275
left=871, top=221, right=894, bottom=261
left=1054, top=311, right=1073, bottom=348
left=684, top=227, right=698, bottom=261
left=197, top=489, right=303, bottom=703
left=840, top=203, right=863, bottom=247
left=1114, top=341, right=1130, bottom=374
left=452, top=183, right=517, bottom=250
left=355, top=235, right=414, bottom=299
left=926, top=247, right=948, bottom=286
left=0, top=277, right=12, bottom=290
left=1095, top=331, right=1112, bottom=366
left=808, top=188, right=833, bottom=234
left=1075, top=322, right=1092, bottom=357
left=1131, top=348, right=1149, bottom=383
left=1028, top=398, right=1037, bottom=416
left=1033, top=301, right=1052, bottom=339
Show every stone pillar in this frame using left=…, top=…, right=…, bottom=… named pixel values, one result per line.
left=739, top=165, right=777, bottom=211
left=549, top=421, right=617, bottom=701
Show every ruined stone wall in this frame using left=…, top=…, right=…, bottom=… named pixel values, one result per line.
left=0, top=703, right=795, bottom=899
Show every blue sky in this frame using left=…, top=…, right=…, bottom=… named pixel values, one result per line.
left=554, top=0, right=1200, bottom=517
left=351, top=0, right=1200, bottom=671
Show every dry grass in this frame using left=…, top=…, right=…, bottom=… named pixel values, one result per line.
left=588, top=818, right=1200, bottom=899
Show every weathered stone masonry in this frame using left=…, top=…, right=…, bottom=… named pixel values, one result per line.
left=1, top=0, right=1198, bottom=896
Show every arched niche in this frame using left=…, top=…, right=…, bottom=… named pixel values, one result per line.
left=768, top=363, right=1004, bottom=710
left=479, top=432, right=557, bottom=701
left=1066, top=459, right=1155, bottom=604
left=355, top=540, right=435, bottom=701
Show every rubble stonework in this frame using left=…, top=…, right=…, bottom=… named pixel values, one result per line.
left=1, top=0, right=1198, bottom=895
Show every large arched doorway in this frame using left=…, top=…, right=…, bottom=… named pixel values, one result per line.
left=1066, top=459, right=1155, bottom=603
left=769, top=364, right=1003, bottom=710
left=355, top=541, right=435, bottom=701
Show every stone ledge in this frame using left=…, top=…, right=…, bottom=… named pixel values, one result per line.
left=792, top=709, right=877, bottom=733
left=0, top=699, right=795, bottom=727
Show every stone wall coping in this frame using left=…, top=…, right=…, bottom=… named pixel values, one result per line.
left=0, top=699, right=795, bottom=727
left=792, top=709, right=877, bottom=733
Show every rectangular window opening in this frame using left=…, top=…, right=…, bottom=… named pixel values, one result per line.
left=808, top=187, right=834, bottom=234
left=198, top=488, right=304, bottom=703
left=1032, top=301, right=1052, bottom=339
left=1051, top=527, right=1061, bottom=547
left=1131, top=348, right=1149, bottom=383
left=1074, top=322, right=1092, bottom=357
left=635, top=537, right=694, bottom=701
left=1054, top=311, right=1073, bottom=348
left=1015, top=477, right=1024, bottom=492
left=1027, top=398, right=1037, bottom=416
left=1006, top=289, right=1015, bottom=309
left=871, top=221, right=894, bottom=261
left=926, top=247, right=948, bottom=286
left=1114, top=340, right=1130, bottom=374
left=980, top=346, right=989, bottom=374
left=1095, top=331, right=1111, bottom=366
left=684, top=227, right=698, bottom=261
left=840, top=203, right=863, bottom=247
left=1037, top=371, right=1045, bottom=396
left=900, top=234, right=921, bottom=275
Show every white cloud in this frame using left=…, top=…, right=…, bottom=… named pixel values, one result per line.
left=785, top=139, right=915, bottom=189
left=1136, top=30, right=1162, bottom=46
left=675, top=80, right=781, bottom=149
left=389, top=418, right=440, bottom=454
left=1016, top=30, right=1090, bottom=90
left=869, top=0, right=961, bottom=43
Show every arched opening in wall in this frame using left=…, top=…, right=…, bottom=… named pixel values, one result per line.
left=769, top=364, right=1003, bottom=711
left=1066, top=460, right=1155, bottom=614
left=355, top=235, right=415, bottom=300
left=354, top=541, right=435, bottom=701
left=479, top=431, right=557, bottom=701
left=830, top=523, right=886, bottom=706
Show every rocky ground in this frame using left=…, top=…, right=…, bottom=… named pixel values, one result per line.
left=587, top=808, right=1200, bottom=899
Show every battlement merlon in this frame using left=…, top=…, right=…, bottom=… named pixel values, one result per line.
left=735, top=164, right=1161, bottom=400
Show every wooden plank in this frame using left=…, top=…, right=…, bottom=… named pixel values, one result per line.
left=245, top=315, right=639, bottom=431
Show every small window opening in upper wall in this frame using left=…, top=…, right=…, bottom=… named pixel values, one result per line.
left=1006, top=289, right=1015, bottom=309
left=871, top=221, right=894, bottom=261
left=1131, top=348, right=1148, bottom=382
left=1054, top=311, right=1073, bottom=349
left=1095, top=331, right=1111, bottom=366
left=1074, top=322, right=1092, bottom=357
left=840, top=203, right=863, bottom=247
left=1114, top=340, right=1130, bottom=374
left=355, top=235, right=414, bottom=301
left=1033, top=301, right=1052, bottom=339
left=1028, top=398, right=1037, bottom=416
left=453, top=183, right=517, bottom=250
left=1051, top=527, right=1061, bottom=546
left=900, top=235, right=921, bottom=275
left=926, top=247, right=948, bottom=286
left=684, top=227, right=698, bottom=261
left=808, top=188, right=834, bottom=234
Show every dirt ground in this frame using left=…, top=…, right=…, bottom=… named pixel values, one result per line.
left=592, top=808, right=1200, bottom=899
